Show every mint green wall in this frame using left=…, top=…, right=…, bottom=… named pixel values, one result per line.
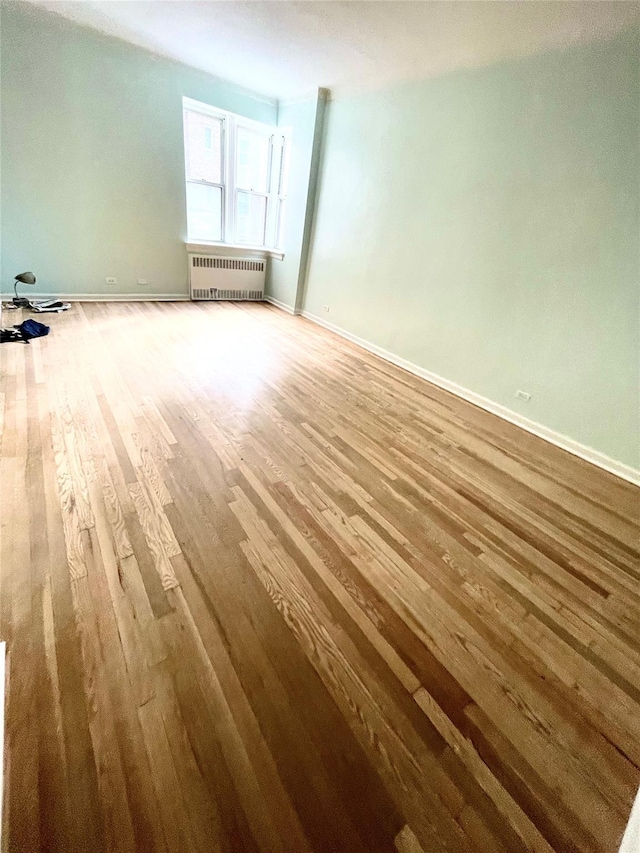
left=268, top=91, right=326, bottom=310
left=0, top=2, right=276, bottom=297
left=302, top=29, right=640, bottom=469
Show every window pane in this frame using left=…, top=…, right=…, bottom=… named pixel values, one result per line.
left=236, top=191, right=266, bottom=245
left=187, top=182, right=222, bottom=241
left=184, top=111, right=222, bottom=183
left=236, top=127, right=270, bottom=193
left=278, top=137, right=290, bottom=196
left=276, top=199, right=287, bottom=249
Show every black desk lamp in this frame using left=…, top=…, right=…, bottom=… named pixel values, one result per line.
left=13, top=272, right=36, bottom=308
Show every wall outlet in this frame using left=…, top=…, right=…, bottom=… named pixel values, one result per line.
left=137, top=278, right=148, bottom=285
left=323, top=305, right=330, bottom=312
left=515, top=390, right=532, bottom=402
left=106, top=277, right=117, bottom=285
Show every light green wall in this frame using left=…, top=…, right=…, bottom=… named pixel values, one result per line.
left=0, top=2, right=276, bottom=297
left=2, top=3, right=637, bottom=469
left=303, top=29, right=640, bottom=469
left=267, top=91, right=326, bottom=310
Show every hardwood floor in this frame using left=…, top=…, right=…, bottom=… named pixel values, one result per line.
left=1, top=300, right=638, bottom=853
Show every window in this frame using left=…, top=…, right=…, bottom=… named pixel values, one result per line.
left=183, top=97, right=290, bottom=249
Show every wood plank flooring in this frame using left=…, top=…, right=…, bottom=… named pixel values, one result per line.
left=1, top=300, right=638, bottom=853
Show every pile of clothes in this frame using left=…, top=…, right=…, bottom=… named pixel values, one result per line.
left=0, top=318, right=50, bottom=344
left=13, top=298, right=71, bottom=313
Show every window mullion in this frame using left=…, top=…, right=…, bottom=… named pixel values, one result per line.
left=266, top=134, right=282, bottom=249
left=226, top=116, right=236, bottom=244
left=187, top=179, right=224, bottom=189
left=221, top=116, right=227, bottom=243
left=265, top=135, right=274, bottom=246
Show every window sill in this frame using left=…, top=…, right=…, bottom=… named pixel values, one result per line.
left=185, top=240, right=284, bottom=261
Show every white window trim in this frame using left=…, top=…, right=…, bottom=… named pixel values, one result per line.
left=183, top=97, right=289, bottom=252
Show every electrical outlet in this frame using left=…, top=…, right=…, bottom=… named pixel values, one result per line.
left=137, top=278, right=148, bottom=285
left=106, top=277, right=117, bottom=285
left=323, top=305, right=330, bottom=312
left=515, top=390, right=531, bottom=402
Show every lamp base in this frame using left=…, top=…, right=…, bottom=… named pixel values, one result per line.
left=13, top=296, right=31, bottom=308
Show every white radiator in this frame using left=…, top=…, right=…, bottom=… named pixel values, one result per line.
left=189, top=254, right=266, bottom=301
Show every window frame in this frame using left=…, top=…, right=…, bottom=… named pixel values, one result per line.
left=274, top=130, right=291, bottom=252
left=183, top=97, right=289, bottom=250
left=183, top=104, right=226, bottom=242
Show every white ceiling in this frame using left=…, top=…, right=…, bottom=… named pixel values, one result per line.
left=29, top=1, right=640, bottom=101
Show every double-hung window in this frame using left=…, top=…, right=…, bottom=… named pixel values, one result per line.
left=183, top=97, right=290, bottom=250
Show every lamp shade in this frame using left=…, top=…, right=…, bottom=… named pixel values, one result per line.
left=15, top=272, right=36, bottom=285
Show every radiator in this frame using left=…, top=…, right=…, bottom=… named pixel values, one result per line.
left=188, top=255, right=266, bottom=301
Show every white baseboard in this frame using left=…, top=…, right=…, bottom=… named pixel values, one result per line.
left=299, top=309, right=640, bottom=487
left=1, top=293, right=190, bottom=302
left=264, top=295, right=300, bottom=315
left=620, top=789, right=640, bottom=853
left=0, top=642, right=5, bottom=847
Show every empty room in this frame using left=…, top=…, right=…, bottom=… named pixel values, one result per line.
left=1, top=1, right=639, bottom=851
